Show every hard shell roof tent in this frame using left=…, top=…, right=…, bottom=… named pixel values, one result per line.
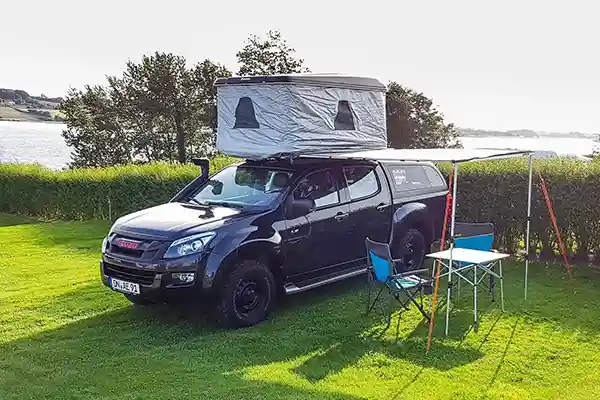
left=214, top=74, right=388, bottom=160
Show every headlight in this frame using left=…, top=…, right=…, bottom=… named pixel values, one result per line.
left=164, top=232, right=216, bottom=259
left=101, top=236, right=108, bottom=254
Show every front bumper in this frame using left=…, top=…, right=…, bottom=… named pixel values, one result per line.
left=100, top=252, right=210, bottom=302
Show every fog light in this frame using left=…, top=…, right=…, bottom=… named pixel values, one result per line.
left=172, top=272, right=195, bottom=284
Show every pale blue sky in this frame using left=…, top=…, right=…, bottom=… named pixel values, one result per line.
left=2, top=0, right=598, bottom=133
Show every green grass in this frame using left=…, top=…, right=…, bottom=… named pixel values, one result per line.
left=1, top=214, right=600, bottom=399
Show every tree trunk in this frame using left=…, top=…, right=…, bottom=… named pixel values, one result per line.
left=175, top=116, right=186, bottom=163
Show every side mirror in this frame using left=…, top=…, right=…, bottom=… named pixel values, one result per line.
left=289, top=198, right=315, bottom=218
left=209, top=180, right=223, bottom=195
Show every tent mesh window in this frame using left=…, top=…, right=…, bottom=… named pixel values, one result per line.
left=334, top=100, right=356, bottom=130
left=233, top=97, right=260, bottom=129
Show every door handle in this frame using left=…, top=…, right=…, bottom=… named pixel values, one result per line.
left=334, top=212, right=349, bottom=222
left=376, top=203, right=389, bottom=212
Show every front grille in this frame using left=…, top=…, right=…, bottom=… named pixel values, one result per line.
left=110, top=246, right=144, bottom=258
left=104, top=262, right=157, bottom=286
left=107, top=234, right=164, bottom=260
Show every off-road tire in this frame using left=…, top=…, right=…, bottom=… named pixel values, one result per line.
left=216, top=259, right=276, bottom=329
left=399, top=228, right=427, bottom=271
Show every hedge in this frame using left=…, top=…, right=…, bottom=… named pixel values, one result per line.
left=0, top=157, right=237, bottom=221
left=1, top=156, right=599, bottom=261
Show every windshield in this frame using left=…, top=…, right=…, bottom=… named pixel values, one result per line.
left=187, top=165, right=293, bottom=209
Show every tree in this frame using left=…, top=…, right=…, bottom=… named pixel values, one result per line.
left=236, top=30, right=310, bottom=76
left=386, top=82, right=461, bottom=149
left=60, top=53, right=231, bottom=168
left=61, top=85, right=135, bottom=168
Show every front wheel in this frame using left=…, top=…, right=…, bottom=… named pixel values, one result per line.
left=216, top=259, right=276, bottom=329
left=399, top=228, right=426, bottom=271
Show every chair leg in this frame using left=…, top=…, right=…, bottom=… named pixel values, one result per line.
left=366, top=286, right=384, bottom=316
left=402, top=286, right=431, bottom=322
left=396, top=310, right=402, bottom=338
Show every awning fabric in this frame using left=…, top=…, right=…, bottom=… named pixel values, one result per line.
left=307, top=148, right=533, bottom=163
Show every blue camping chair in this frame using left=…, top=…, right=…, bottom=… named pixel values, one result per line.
left=454, top=222, right=495, bottom=252
left=365, top=237, right=431, bottom=332
left=451, top=222, right=499, bottom=301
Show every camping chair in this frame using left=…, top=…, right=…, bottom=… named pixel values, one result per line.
left=454, top=222, right=495, bottom=252
left=365, top=237, right=431, bottom=333
left=450, top=222, right=502, bottom=305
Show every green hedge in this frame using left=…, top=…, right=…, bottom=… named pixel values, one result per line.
left=0, top=157, right=237, bottom=221
left=437, top=158, right=600, bottom=261
left=1, top=156, right=599, bottom=261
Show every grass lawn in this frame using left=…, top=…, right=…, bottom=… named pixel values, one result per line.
left=1, top=214, right=599, bottom=399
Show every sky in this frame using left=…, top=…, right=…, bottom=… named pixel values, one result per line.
left=2, top=0, right=599, bottom=133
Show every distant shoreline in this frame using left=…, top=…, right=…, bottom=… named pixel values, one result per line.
left=0, top=118, right=64, bottom=124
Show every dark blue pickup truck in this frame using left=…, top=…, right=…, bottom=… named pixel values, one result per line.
left=100, top=156, right=447, bottom=328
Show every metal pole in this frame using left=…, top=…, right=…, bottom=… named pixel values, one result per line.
left=525, top=153, right=533, bottom=299
left=445, top=162, right=459, bottom=336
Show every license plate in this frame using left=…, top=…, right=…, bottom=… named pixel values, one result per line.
left=109, top=277, right=140, bottom=295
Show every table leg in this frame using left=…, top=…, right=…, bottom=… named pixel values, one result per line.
left=445, top=266, right=452, bottom=336
left=474, top=264, right=478, bottom=332
left=500, top=260, right=505, bottom=312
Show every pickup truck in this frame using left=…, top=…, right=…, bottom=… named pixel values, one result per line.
left=100, top=155, right=447, bottom=328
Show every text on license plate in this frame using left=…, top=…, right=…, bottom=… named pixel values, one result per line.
left=110, top=277, right=140, bottom=295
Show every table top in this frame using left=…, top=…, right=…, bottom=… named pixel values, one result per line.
left=426, top=248, right=510, bottom=264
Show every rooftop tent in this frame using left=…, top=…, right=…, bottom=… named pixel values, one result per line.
left=214, top=74, right=388, bottom=160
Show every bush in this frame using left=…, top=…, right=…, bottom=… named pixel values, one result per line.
left=1, top=156, right=599, bottom=261
left=437, top=157, right=600, bottom=261
left=0, top=157, right=237, bottom=221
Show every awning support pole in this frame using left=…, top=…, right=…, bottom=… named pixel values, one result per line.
left=525, top=154, right=533, bottom=299
left=445, top=162, right=459, bottom=336
left=426, top=166, right=454, bottom=353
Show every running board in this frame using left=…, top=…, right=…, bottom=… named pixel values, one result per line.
left=284, top=267, right=367, bottom=295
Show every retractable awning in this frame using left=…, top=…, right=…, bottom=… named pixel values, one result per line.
left=309, top=148, right=533, bottom=163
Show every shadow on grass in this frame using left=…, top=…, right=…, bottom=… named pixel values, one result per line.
left=27, top=219, right=110, bottom=255
left=0, top=276, right=483, bottom=400
left=0, top=213, right=40, bottom=227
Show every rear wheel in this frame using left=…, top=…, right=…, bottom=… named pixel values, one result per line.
left=399, top=228, right=426, bottom=271
left=216, top=259, right=276, bottom=329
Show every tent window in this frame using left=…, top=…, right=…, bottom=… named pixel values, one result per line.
left=233, top=97, right=260, bottom=129
left=334, top=100, right=356, bottom=130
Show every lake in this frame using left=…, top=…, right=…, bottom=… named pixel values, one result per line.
left=0, top=121, right=597, bottom=170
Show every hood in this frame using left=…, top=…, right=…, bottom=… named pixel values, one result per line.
left=111, top=202, right=244, bottom=240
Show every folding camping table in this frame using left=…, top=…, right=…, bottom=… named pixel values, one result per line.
left=426, top=248, right=510, bottom=334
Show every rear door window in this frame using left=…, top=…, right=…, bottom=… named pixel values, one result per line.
left=343, top=166, right=380, bottom=201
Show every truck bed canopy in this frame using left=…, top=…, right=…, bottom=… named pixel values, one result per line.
left=307, top=148, right=533, bottom=163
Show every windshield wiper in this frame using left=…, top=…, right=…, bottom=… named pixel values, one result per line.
left=206, top=200, right=245, bottom=209
left=186, top=198, right=209, bottom=206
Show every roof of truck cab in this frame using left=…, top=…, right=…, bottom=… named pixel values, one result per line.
left=240, top=156, right=435, bottom=173
left=214, top=74, right=386, bottom=91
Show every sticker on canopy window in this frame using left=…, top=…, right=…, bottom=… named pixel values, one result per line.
left=391, top=168, right=407, bottom=185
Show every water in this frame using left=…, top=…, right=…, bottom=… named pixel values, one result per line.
left=0, top=121, right=597, bottom=170
left=0, top=121, right=70, bottom=170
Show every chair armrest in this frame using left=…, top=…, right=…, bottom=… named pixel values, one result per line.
left=393, top=269, right=428, bottom=278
